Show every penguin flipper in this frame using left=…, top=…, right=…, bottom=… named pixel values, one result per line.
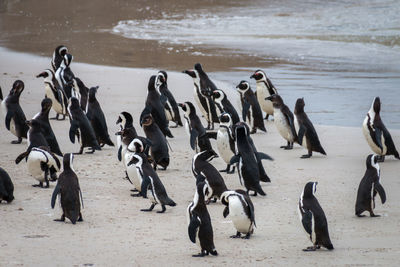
left=188, top=215, right=201, bottom=243
left=160, top=94, right=168, bottom=106
left=381, top=126, right=398, bottom=156
left=223, top=206, right=229, bottom=218
left=205, top=131, right=217, bottom=140
left=140, top=175, right=151, bottom=198
left=117, top=146, right=122, bottom=162
left=374, top=128, right=383, bottom=151
left=190, top=129, right=199, bottom=150
left=256, top=152, right=274, bottom=161
left=229, top=154, right=240, bottom=165
left=15, top=151, right=29, bottom=164
left=69, top=120, right=80, bottom=143
left=298, top=125, right=306, bottom=146
left=374, top=182, right=386, bottom=204
left=242, top=101, right=250, bottom=122
left=51, top=182, right=61, bottom=209
left=195, top=173, right=206, bottom=185
left=5, top=110, right=14, bottom=130
left=301, top=209, right=313, bottom=236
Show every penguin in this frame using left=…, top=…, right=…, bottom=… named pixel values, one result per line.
left=192, top=150, right=227, bottom=202
left=33, top=98, right=63, bottom=156
left=51, top=153, right=84, bottom=224
left=0, top=167, right=14, bottom=203
left=144, top=75, right=173, bottom=138
left=362, top=97, right=399, bottom=162
left=294, top=98, right=326, bottom=158
left=74, top=77, right=89, bottom=111
left=187, top=181, right=218, bottom=257
left=236, top=81, right=266, bottom=134
left=140, top=112, right=170, bottom=170
left=178, top=101, right=218, bottom=156
left=25, top=119, right=49, bottom=151
left=216, top=113, right=236, bottom=174
left=156, top=70, right=183, bottom=127
left=86, top=86, right=114, bottom=147
left=51, top=45, right=68, bottom=72
left=115, top=127, right=140, bottom=185
left=0, top=80, right=29, bottom=144
left=250, top=69, right=278, bottom=120
left=68, top=97, right=101, bottom=154
left=211, top=89, right=240, bottom=125
left=36, top=69, right=68, bottom=120
left=229, top=123, right=273, bottom=196
left=116, top=111, right=134, bottom=161
left=355, top=154, right=386, bottom=217
left=55, top=53, right=80, bottom=100
left=221, top=189, right=255, bottom=239
left=266, top=94, right=297, bottom=149
left=183, top=63, right=219, bottom=130
left=127, top=147, right=176, bottom=213
left=297, top=182, right=334, bottom=251
left=15, top=146, right=60, bottom=188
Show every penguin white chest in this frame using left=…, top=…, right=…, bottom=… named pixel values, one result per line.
left=228, top=197, right=252, bottom=233
left=9, top=118, right=17, bottom=137
left=27, top=152, right=47, bottom=181
left=274, top=108, right=294, bottom=142
left=217, top=130, right=234, bottom=164
left=184, top=118, right=191, bottom=137
left=124, top=152, right=141, bottom=191
left=256, top=83, right=274, bottom=115
left=45, top=84, right=64, bottom=115
left=362, top=116, right=386, bottom=155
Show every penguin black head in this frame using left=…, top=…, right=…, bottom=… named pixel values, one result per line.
left=36, top=69, right=52, bottom=79
left=68, top=97, right=80, bottom=110
left=212, top=89, right=225, bottom=102
left=55, top=45, right=68, bottom=57
left=11, top=80, right=24, bottom=96
left=236, top=80, right=250, bottom=92
left=141, top=113, right=153, bottom=127
left=294, top=98, right=305, bottom=114
left=265, top=94, right=284, bottom=106
left=63, top=54, right=73, bottom=67
left=63, top=153, right=74, bottom=171
left=366, top=154, right=380, bottom=171
left=219, top=112, right=232, bottom=125
left=250, top=69, right=266, bottom=81
left=41, top=98, right=53, bottom=112
left=147, top=75, right=157, bottom=92
left=127, top=138, right=144, bottom=153
left=116, top=111, right=133, bottom=127
left=233, top=122, right=250, bottom=139
left=88, top=86, right=99, bottom=101
left=370, top=97, right=381, bottom=115
left=182, top=69, right=198, bottom=79
left=195, top=181, right=209, bottom=203
left=157, top=70, right=168, bottom=83
left=26, top=119, right=41, bottom=130
left=178, top=102, right=196, bottom=116
left=302, top=182, right=318, bottom=199
left=194, top=63, right=203, bottom=72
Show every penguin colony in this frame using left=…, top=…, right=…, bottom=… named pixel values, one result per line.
left=0, top=45, right=399, bottom=257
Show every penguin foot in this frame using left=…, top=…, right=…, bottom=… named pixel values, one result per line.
left=32, top=183, right=44, bottom=188
left=370, top=213, right=381, bottom=217
left=192, top=251, right=208, bottom=257
left=283, top=146, right=293, bottom=150
left=130, top=193, right=141, bottom=197
left=11, top=138, right=22, bottom=144
left=250, top=128, right=257, bottom=134
left=130, top=189, right=139, bottom=192
left=303, top=246, right=317, bottom=252
left=85, top=148, right=95, bottom=154
left=230, top=232, right=241, bottom=238
left=141, top=204, right=156, bottom=212
left=227, top=166, right=235, bottom=174
left=157, top=205, right=166, bottom=213
left=242, top=233, right=251, bottom=239
left=356, top=214, right=366, bottom=217
left=300, top=154, right=312, bottom=159
left=78, top=213, right=83, bottom=222
left=54, top=214, right=65, bottom=222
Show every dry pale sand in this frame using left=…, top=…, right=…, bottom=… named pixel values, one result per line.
left=0, top=48, right=399, bottom=267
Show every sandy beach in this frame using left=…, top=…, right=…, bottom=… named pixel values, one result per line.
left=0, top=47, right=399, bottom=266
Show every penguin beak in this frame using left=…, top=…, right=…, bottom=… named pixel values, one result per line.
left=250, top=74, right=255, bottom=79
left=116, top=117, right=122, bottom=125
left=182, top=70, right=196, bottom=78
left=36, top=72, right=46, bottom=78
left=178, top=103, right=184, bottom=108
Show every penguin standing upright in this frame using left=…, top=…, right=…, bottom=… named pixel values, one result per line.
left=74, top=78, right=89, bottom=111
left=68, top=97, right=101, bottom=154
left=363, top=97, right=399, bottom=162
left=0, top=167, right=14, bottom=203
left=178, top=101, right=217, bottom=156
left=266, top=94, right=297, bottom=149
left=183, top=63, right=219, bottom=130
left=116, top=112, right=134, bottom=161
left=236, top=81, right=266, bottom=134
left=86, top=86, right=114, bottom=147
left=0, top=80, right=29, bottom=144
left=127, top=146, right=176, bottom=213
left=211, top=89, right=240, bottom=125
left=51, top=45, right=68, bottom=71
left=216, top=113, right=236, bottom=173
left=294, top=98, right=326, bottom=158
left=250, top=70, right=278, bottom=120
left=221, top=189, right=255, bottom=239
left=56, top=53, right=80, bottom=100
left=36, top=69, right=68, bottom=120
left=140, top=112, right=170, bottom=170
left=187, top=181, right=218, bottom=257
left=355, top=154, right=386, bottom=217
left=51, top=153, right=84, bottom=224
left=33, top=98, right=63, bottom=156
left=156, top=70, right=183, bottom=127
left=298, top=182, right=334, bottom=251
left=192, top=150, right=227, bottom=202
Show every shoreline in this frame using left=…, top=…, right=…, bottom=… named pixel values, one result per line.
left=1, top=47, right=399, bottom=266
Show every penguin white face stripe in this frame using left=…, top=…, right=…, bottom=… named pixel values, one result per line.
left=69, top=153, right=75, bottom=172
left=312, top=183, right=317, bottom=195
left=371, top=155, right=380, bottom=177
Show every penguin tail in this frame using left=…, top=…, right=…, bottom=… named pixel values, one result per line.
left=259, top=173, right=271, bottom=183
left=105, top=137, right=115, bottom=147
left=166, top=198, right=176, bottom=207
left=210, top=249, right=218, bottom=256
left=394, top=149, right=400, bottom=159
left=0, top=86, right=3, bottom=100
left=259, top=125, right=267, bottom=132
left=255, top=185, right=266, bottom=196
left=318, top=146, right=327, bottom=156
left=165, top=128, right=174, bottom=138
left=326, top=243, right=334, bottom=250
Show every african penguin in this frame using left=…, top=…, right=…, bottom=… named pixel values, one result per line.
left=156, top=70, right=183, bottom=127
left=298, top=182, right=334, bottom=251
left=236, top=81, right=266, bottom=134
left=294, top=98, right=326, bottom=158
left=36, top=69, right=68, bottom=120
left=51, top=153, right=84, bottom=224
left=355, top=154, right=386, bottom=217
left=51, top=45, right=68, bottom=71
left=74, top=77, right=89, bottom=111
left=221, top=189, right=255, bottom=239
left=86, top=86, right=114, bottom=147
left=192, top=150, right=227, bottom=202
left=250, top=69, right=278, bottom=120
left=266, top=94, right=297, bottom=149
left=68, top=97, right=101, bottom=154
left=116, top=111, right=134, bottom=161
left=127, top=148, right=176, bottom=213
left=211, top=89, right=240, bottom=125
left=216, top=113, right=236, bottom=174
left=0, top=80, right=29, bottom=144
left=187, top=181, right=218, bottom=257
left=55, top=53, right=80, bottom=100
left=0, top=167, right=14, bottom=203
left=362, top=97, right=399, bottom=162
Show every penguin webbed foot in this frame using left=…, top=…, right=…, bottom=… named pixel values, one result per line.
left=85, top=147, right=96, bottom=154
left=356, top=213, right=366, bottom=217
left=130, top=193, right=142, bottom=197
left=78, top=213, right=83, bottom=222
left=11, top=137, right=22, bottom=144
left=141, top=203, right=156, bottom=212
left=156, top=205, right=166, bottom=213
left=54, top=214, right=65, bottom=222
left=32, top=182, right=44, bottom=188
left=241, top=233, right=251, bottom=239
left=303, top=246, right=317, bottom=252
left=300, top=153, right=312, bottom=159
left=250, top=128, right=257, bottom=134
left=230, top=232, right=241, bottom=238
left=192, top=251, right=208, bottom=257
left=370, top=212, right=381, bottom=217
left=130, top=189, right=139, bottom=192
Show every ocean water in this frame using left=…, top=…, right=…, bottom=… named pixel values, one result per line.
left=111, top=0, right=400, bottom=128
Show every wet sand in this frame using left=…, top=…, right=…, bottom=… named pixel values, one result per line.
left=1, top=48, right=400, bottom=266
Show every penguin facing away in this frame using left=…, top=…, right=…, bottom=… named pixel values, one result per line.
left=250, top=69, right=278, bottom=120
left=362, top=97, right=399, bottom=162
left=298, top=182, right=334, bottom=251
left=221, top=189, right=255, bottom=239
left=266, top=94, right=298, bottom=149
left=1, top=80, right=29, bottom=144
left=187, top=181, right=218, bottom=257
left=355, top=154, right=386, bottom=217
left=0, top=167, right=14, bottom=203
left=211, top=89, right=240, bottom=125
left=294, top=98, right=326, bottom=158
left=51, top=153, right=84, bottom=224
left=51, top=45, right=68, bottom=72
left=36, top=69, right=68, bottom=120
left=216, top=113, right=236, bottom=174
left=86, top=86, right=115, bottom=147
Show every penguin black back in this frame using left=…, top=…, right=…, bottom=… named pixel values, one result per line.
left=0, top=167, right=14, bottom=203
